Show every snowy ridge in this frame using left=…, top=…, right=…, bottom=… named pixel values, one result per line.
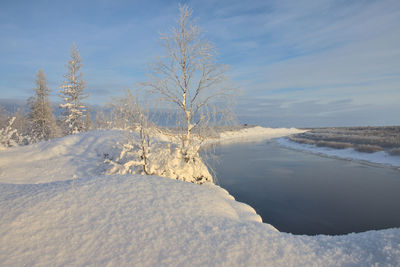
left=0, top=130, right=399, bottom=266
left=277, top=137, right=400, bottom=169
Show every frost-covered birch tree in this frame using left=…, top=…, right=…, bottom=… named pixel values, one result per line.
left=145, top=5, right=234, bottom=160
left=28, top=70, right=58, bottom=141
left=59, top=44, right=88, bottom=135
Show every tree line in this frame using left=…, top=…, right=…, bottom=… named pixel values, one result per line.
left=1, top=43, right=89, bottom=148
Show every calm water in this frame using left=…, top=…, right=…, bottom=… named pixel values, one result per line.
left=205, top=140, right=400, bottom=235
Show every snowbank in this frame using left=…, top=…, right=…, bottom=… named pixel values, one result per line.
left=1, top=174, right=399, bottom=266
left=216, top=126, right=306, bottom=144
left=0, top=130, right=399, bottom=266
left=277, top=137, right=400, bottom=169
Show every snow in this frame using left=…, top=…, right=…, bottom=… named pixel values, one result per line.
left=0, top=128, right=399, bottom=266
left=103, top=128, right=213, bottom=184
left=0, top=130, right=122, bottom=184
left=215, top=126, right=306, bottom=144
left=277, top=137, right=400, bottom=169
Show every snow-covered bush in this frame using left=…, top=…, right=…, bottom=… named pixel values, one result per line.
left=103, top=88, right=213, bottom=184
left=104, top=130, right=213, bottom=184
left=0, top=117, right=31, bottom=149
left=0, top=117, right=18, bottom=149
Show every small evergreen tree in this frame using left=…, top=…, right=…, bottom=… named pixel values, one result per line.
left=28, top=70, right=58, bottom=141
left=59, top=44, right=88, bottom=135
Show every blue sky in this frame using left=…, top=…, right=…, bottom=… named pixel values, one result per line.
left=1, top=0, right=399, bottom=127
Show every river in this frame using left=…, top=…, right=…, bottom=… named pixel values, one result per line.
left=205, top=139, right=400, bottom=235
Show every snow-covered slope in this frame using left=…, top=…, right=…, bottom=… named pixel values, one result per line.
left=1, top=174, right=399, bottom=266
left=277, top=137, right=400, bottom=169
left=0, top=129, right=399, bottom=266
left=0, top=130, right=123, bottom=184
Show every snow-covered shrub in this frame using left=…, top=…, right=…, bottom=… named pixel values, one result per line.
left=104, top=130, right=213, bottom=184
left=104, top=136, right=145, bottom=175
left=10, top=109, right=30, bottom=138
left=0, top=117, right=32, bottom=149
left=0, top=117, right=18, bottom=149
left=103, top=88, right=213, bottom=184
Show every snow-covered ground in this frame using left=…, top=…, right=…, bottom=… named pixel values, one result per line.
left=0, top=128, right=399, bottom=266
left=215, top=126, right=306, bottom=144
left=0, top=130, right=123, bottom=184
left=277, top=137, right=400, bottom=169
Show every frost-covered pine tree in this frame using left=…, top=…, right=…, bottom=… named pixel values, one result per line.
left=59, top=44, right=88, bottom=135
left=28, top=70, right=58, bottom=141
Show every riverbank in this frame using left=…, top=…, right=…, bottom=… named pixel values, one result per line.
left=277, top=137, right=400, bottom=169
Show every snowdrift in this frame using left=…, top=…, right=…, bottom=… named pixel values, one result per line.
left=0, top=129, right=399, bottom=266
